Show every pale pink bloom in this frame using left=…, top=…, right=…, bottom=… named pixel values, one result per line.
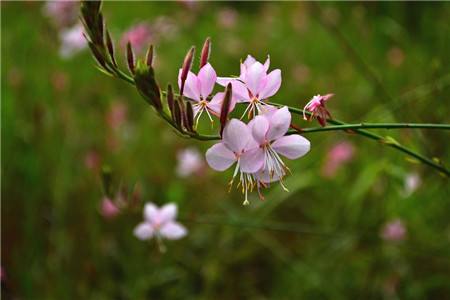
left=178, top=63, right=229, bottom=125
left=43, top=1, right=78, bottom=27
left=107, top=101, right=128, bottom=130
left=134, top=203, right=187, bottom=241
left=247, top=107, right=310, bottom=189
left=303, top=93, right=334, bottom=126
left=176, top=147, right=204, bottom=177
left=100, top=197, right=121, bottom=219
left=381, top=219, right=407, bottom=242
left=120, top=22, right=153, bottom=53
left=59, top=23, right=87, bottom=59
left=217, top=55, right=281, bottom=118
left=321, top=141, right=355, bottom=178
left=205, top=119, right=263, bottom=205
left=403, top=173, right=421, bottom=197
left=217, top=8, right=238, bottom=29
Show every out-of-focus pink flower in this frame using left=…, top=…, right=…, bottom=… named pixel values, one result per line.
left=43, top=1, right=78, bottom=27
left=303, top=94, right=334, bottom=126
left=59, top=23, right=87, bottom=59
left=178, top=63, right=228, bottom=126
left=403, top=172, right=421, bottom=197
left=120, top=22, right=153, bottom=53
left=217, top=55, right=281, bottom=118
left=217, top=8, right=238, bottom=29
left=107, top=101, right=128, bottom=130
left=321, top=141, right=355, bottom=178
left=84, top=150, right=101, bottom=171
left=134, top=203, right=187, bottom=241
left=381, top=219, right=407, bottom=242
left=100, top=197, right=121, bottom=219
left=176, top=147, right=204, bottom=177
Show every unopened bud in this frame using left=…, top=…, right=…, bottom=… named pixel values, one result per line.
left=146, top=44, right=154, bottom=67
left=105, top=29, right=117, bottom=67
left=220, top=83, right=233, bottom=137
left=200, top=37, right=211, bottom=68
left=185, top=101, right=195, bottom=132
left=126, top=41, right=135, bottom=74
left=179, top=46, right=195, bottom=95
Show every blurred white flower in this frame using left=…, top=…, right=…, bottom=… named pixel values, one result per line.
left=43, top=1, right=78, bottom=28
left=176, top=147, right=204, bottom=177
left=403, top=172, right=421, bottom=197
left=59, top=23, right=87, bottom=59
left=134, top=202, right=187, bottom=242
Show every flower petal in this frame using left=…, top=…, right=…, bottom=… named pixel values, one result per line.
left=144, top=202, right=159, bottom=222
left=259, top=69, right=281, bottom=99
left=230, top=80, right=250, bottom=102
left=207, top=92, right=236, bottom=116
left=254, top=166, right=285, bottom=183
left=250, top=115, right=269, bottom=144
left=197, top=63, right=217, bottom=98
left=133, top=223, right=154, bottom=240
left=178, top=69, right=200, bottom=101
left=160, top=221, right=187, bottom=240
left=223, top=119, right=251, bottom=153
left=266, top=106, right=291, bottom=141
left=243, top=55, right=256, bottom=67
left=263, top=55, right=270, bottom=72
left=216, top=76, right=236, bottom=86
left=244, top=62, right=265, bottom=96
left=158, top=203, right=177, bottom=224
left=240, top=147, right=265, bottom=173
left=205, top=142, right=236, bottom=171
left=271, top=135, right=311, bottom=159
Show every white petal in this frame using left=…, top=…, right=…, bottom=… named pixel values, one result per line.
left=160, top=222, right=187, bottom=240
left=178, top=69, right=200, bottom=101
left=259, top=69, right=281, bottom=99
left=144, top=202, right=159, bottom=222
left=197, top=63, right=217, bottom=98
left=223, top=119, right=251, bottom=153
left=133, top=223, right=154, bottom=240
left=159, top=203, right=177, bottom=224
left=240, top=147, right=265, bottom=173
left=205, top=142, right=236, bottom=171
left=266, top=106, right=291, bottom=141
left=244, top=62, right=265, bottom=96
left=250, top=115, right=269, bottom=144
left=272, top=135, right=311, bottom=159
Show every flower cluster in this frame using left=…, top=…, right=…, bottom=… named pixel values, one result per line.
left=178, top=54, right=311, bottom=204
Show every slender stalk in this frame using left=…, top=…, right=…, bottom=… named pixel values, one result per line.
left=300, top=123, right=450, bottom=133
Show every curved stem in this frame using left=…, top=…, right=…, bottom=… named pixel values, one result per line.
left=299, top=123, right=450, bottom=133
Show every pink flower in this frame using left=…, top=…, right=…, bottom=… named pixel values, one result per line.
left=99, top=197, right=121, bottom=219
left=178, top=63, right=228, bottom=126
left=59, top=23, right=87, bottom=59
left=217, top=55, right=282, bottom=118
left=120, top=22, right=153, bottom=53
left=303, top=93, right=334, bottom=126
left=43, top=1, right=78, bottom=27
left=217, top=8, right=238, bottom=29
left=134, top=203, right=187, bottom=241
left=107, top=101, right=128, bottom=130
left=176, top=147, right=204, bottom=177
left=321, top=141, right=355, bottom=178
left=380, top=219, right=407, bottom=242
left=205, top=119, right=263, bottom=204
left=248, top=107, right=310, bottom=188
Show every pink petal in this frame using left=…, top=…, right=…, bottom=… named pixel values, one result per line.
left=205, top=142, right=236, bottom=171
left=271, top=135, right=310, bottom=159
left=160, top=221, right=187, bottom=240
left=178, top=69, right=200, bottom=101
left=266, top=106, right=291, bottom=141
left=144, top=202, right=159, bottom=222
left=263, top=55, right=270, bottom=72
left=223, top=119, right=251, bottom=153
left=207, top=92, right=236, bottom=116
left=244, top=62, right=265, bottom=96
left=259, top=69, right=281, bottom=99
left=249, top=115, right=269, bottom=144
left=243, top=55, right=256, bottom=67
left=133, top=223, right=154, bottom=240
left=197, top=63, right=217, bottom=98
left=239, top=147, right=265, bottom=173
left=158, top=203, right=177, bottom=224
left=230, top=80, right=250, bottom=102
left=216, top=76, right=236, bottom=86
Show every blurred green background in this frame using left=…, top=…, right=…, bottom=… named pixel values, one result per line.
left=2, top=1, right=450, bottom=299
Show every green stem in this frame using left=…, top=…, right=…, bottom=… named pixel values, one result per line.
left=299, top=123, right=450, bottom=133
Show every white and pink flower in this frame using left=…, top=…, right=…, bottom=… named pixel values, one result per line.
left=303, top=93, right=334, bottom=126
left=134, top=202, right=187, bottom=242
left=178, top=63, right=230, bottom=126
left=217, top=55, right=282, bottom=118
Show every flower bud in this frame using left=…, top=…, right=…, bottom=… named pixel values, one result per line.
left=146, top=44, right=154, bottom=67
left=87, top=41, right=108, bottom=71
left=173, top=99, right=183, bottom=130
left=105, top=29, right=117, bottom=67
left=126, top=41, right=135, bottom=74
left=167, top=84, right=175, bottom=119
left=199, top=37, right=211, bottom=68
left=179, top=46, right=195, bottom=95
left=185, top=101, right=195, bottom=132
left=220, top=83, right=232, bottom=137
left=134, top=61, right=162, bottom=111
